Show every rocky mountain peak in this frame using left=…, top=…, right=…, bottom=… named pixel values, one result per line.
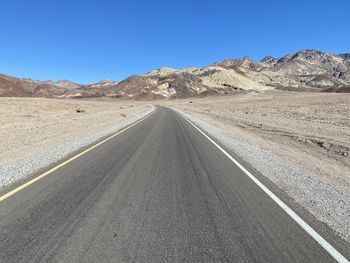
left=214, top=56, right=263, bottom=71
left=260, top=56, right=278, bottom=67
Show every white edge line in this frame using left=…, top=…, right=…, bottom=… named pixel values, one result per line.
left=178, top=110, right=349, bottom=263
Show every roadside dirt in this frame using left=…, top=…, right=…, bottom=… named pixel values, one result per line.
left=0, top=97, right=149, bottom=165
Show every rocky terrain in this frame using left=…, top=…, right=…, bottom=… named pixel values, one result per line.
left=216, top=50, right=350, bottom=92
left=1, top=49, right=350, bottom=99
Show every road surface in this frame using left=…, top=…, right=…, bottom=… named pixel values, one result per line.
left=0, top=107, right=349, bottom=262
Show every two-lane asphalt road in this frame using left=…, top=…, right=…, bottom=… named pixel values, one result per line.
left=0, top=107, right=349, bottom=262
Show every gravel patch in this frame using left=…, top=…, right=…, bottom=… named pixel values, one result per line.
left=174, top=108, right=350, bottom=243
left=0, top=106, right=155, bottom=189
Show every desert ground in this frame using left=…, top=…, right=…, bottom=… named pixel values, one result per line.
left=0, top=97, right=150, bottom=165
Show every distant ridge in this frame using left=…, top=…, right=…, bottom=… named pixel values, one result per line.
left=1, top=49, right=350, bottom=99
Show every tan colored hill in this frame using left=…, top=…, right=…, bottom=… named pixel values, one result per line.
left=43, top=80, right=81, bottom=90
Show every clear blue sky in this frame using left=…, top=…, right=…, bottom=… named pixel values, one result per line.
left=1, top=0, right=349, bottom=84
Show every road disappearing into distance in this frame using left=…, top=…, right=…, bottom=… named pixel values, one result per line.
left=0, top=107, right=349, bottom=262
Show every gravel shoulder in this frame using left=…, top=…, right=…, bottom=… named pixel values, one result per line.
left=166, top=91, right=350, bottom=243
left=0, top=97, right=154, bottom=188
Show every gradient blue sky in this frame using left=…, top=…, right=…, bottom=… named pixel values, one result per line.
left=1, top=0, right=349, bottom=84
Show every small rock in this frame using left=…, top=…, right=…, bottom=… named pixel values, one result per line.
left=76, top=109, right=86, bottom=113
left=321, top=142, right=331, bottom=151
left=120, top=113, right=127, bottom=117
left=306, top=139, right=313, bottom=144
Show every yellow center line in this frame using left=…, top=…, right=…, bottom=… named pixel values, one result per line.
left=0, top=110, right=154, bottom=202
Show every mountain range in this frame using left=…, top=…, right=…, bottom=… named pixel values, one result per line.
left=1, top=49, right=349, bottom=99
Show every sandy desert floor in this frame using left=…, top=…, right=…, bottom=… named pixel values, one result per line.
left=0, top=97, right=149, bottom=165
